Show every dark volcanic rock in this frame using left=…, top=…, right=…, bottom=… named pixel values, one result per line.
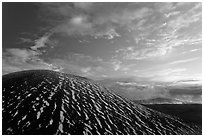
left=2, top=70, right=200, bottom=135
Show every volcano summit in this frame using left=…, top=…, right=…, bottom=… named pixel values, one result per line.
left=2, top=70, right=200, bottom=135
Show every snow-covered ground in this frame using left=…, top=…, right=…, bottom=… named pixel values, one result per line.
left=2, top=70, right=200, bottom=135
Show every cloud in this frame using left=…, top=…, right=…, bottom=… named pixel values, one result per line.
left=131, top=67, right=190, bottom=82
left=18, top=37, right=33, bottom=44
left=111, top=60, right=121, bottom=71
left=45, top=53, right=135, bottom=78
left=45, top=53, right=113, bottom=78
left=151, top=74, right=193, bottom=82
left=113, top=3, right=201, bottom=61
left=31, top=32, right=53, bottom=50
left=104, top=81, right=171, bottom=100
left=181, top=48, right=202, bottom=55
left=167, top=3, right=201, bottom=31
left=3, top=2, right=201, bottom=81
left=3, top=45, right=115, bottom=77
left=107, top=7, right=150, bottom=25
left=2, top=48, right=56, bottom=75
left=167, top=85, right=202, bottom=103
left=107, top=80, right=201, bottom=102
left=2, top=31, right=60, bottom=75
left=28, top=2, right=201, bottom=54
left=167, top=57, right=199, bottom=65
left=115, top=46, right=172, bottom=60
left=16, top=2, right=200, bottom=68
left=55, top=15, right=93, bottom=36
left=154, top=68, right=186, bottom=76
left=73, top=2, right=93, bottom=10
left=190, top=48, right=201, bottom=52
left=114, top=2, right=201, bottom=61
left=1, top=45, right=127, bottom=78
left=49, top=58, right=85, bottom=75
left=38, top=3, right=151, bottom=39
left=3, top=48, right=41, bottom=62
left=81, top=67, right=91, bottom=73
left=155, top=2, right=176, bottom=13
left=164, top=11, right=180, bottom=18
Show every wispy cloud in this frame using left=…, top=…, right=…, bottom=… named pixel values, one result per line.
left=111, top=60, right=122, bottom=71
left=167, top=57, right=199, bottom=65
left=2, top=48, right=55, bottom=75
left=39, top=3, right=151, bottom=39
left=19, top=2, right=201, bottom=64
left=3, top=2, right=201, bottom=81
left=18, top=37, right=33, bottom=44
left=154, top=68, right=186, bottom=76
left=31, top=32, right=53, bottom=50
left=181, top=48, right=202, bottom=55
left=132, top=67, right=188, bottom=81
left=115, top=46, right=172, bottom=60
left=190, top=48, right=201, bottom=52
left=114, top=2, right=201, bottom=61
left=45, top=53, right=114, bottom=78
left=2, top=32, right=59, bottom=75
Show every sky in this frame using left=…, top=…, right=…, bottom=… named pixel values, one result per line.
left=2, top=2, right=202, bottom=83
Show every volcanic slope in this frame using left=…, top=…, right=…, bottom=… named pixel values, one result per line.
left=2, top=70, right=200, bottom=135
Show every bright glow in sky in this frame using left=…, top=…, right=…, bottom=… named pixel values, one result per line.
left=2, top=2, right=202, bottom=83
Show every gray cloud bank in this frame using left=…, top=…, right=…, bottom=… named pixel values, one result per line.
left=2, top=2, right=202, bottom=79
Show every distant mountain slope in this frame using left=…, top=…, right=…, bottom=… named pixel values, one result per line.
left=142, top=104, right=202, bottom=127
left=2, top=70, right=200, bottom=135
left=98, top=78, right=202, bottom=104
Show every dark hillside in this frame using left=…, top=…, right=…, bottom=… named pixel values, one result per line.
left=143, top=104, right=202, bottom=126
left=2, top=70, right=201, bottom=135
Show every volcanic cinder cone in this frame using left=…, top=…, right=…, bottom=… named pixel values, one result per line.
left=2, top=70, right=200, bottom=135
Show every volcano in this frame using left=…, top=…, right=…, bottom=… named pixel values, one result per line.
left=2, top=70, right=200, bottom=135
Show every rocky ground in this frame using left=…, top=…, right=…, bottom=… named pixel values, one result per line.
left=2, top=70, right=201, bottom=135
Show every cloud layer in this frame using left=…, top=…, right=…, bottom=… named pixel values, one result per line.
left=3, top=2, right=202, bottom=83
